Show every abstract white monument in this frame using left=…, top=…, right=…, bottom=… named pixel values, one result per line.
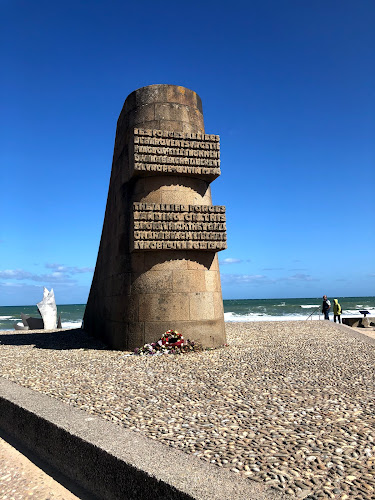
left=37, top=287, right=58, bottom=329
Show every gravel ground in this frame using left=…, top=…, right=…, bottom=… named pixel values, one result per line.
left=0, top=321, right=374, bottom=499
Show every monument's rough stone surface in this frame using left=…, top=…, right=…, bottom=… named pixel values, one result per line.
left=84, top=85, right=227, bottom=350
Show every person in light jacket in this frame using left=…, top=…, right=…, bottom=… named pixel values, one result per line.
left=333, top=298, right=342, bottom=323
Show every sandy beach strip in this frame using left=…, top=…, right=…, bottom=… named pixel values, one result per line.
left=0, top=321, right=374, bottom=498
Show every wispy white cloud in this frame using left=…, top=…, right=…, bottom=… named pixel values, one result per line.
left=0, top=270, right=75, bottom=284
left=221, top=272, right=318, bottom=287
left=220, top=258, right=252, bottom=265
left=0, top=269, right=33, bottom=280
left=46, top=263, right=94, bottom=274
left=282, top=273, right=318, bottom=282
left=220, top=258, right=242, bottom=265
left=0, top=263, right=94, bottom=286
left=221, top=274, right=274, bottom=285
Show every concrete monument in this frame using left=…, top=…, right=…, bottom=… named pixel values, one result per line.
left=84, top=85, right=227, bottom=350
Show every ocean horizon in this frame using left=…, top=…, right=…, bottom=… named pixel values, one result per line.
left=0, top=296, right=374, bottom=331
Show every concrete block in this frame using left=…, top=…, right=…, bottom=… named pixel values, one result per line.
left=205, top=270, right=221, bottom=292
left=173, top=270, right=207, bottom=293
left=144, top=253, right=188, bottom=271
left=189, top=292, right=215, bottom=320
left=135, top=85, right=169, bottom=107
left=181, top=120, right=205, bottom=134
left=130, top=104, right=155, bottom=125
left=130, top=253, right=145, bottom=273
left=166, top=85, right=203, bottom=113
left=154, top=103, right=190, bottom=123
left=213, top=291, right=224, bottom=317
left=126, top=294, right=139, bottom=323
left=112, top=273, right=131, bottom=296
left=109, top=321, right=129, bottom=350
left=160, top=188, right=196, bottom=205
left=139, top=294, right=190, bottom=322
left=127, top=322, right=145, bottom=349
left=132, top=270, right=173, bottom=294
left=143, top=321, right=182, bottom=343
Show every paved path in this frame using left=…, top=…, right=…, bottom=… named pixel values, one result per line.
left=350, top=325, right=375, bottom=340
left=0, top=434, right=80, bottom=499
left=339, top=322, right=375, bottom=341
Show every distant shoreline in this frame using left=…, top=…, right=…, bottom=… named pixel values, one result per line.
left=1, top=296, right=374, bottom=331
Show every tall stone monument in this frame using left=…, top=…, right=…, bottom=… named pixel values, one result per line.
left=84, top=85, right=227, bottom=350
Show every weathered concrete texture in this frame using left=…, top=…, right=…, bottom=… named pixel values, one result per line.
left=0, top=378, right=280, bottom=500
left=84, top=85, right=226, bottom=350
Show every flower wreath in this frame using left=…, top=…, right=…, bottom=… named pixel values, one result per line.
left=161, top=329, right=184, bottom=347
left=134, top=329, right=198, bottom=355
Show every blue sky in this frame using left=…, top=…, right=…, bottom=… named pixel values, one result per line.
left=1, top=0, right=374, bottom=305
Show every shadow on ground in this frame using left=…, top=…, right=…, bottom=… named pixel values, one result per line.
left=0, top=329, right=108, bottom=351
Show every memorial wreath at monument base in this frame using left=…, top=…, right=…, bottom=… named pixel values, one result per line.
left=134, top=329, right=201, bottom=356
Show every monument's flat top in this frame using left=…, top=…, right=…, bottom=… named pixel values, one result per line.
left=0, top=322, right=374, bottom=498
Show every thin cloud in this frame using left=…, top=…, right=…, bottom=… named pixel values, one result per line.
left=262, top=267, right=284, bottom=271
left=46, top=263, right=94, bottom=274
left=220, top=258, right=242, bottom=265
left=0, top=269, right=33, bottom=280
left=221, top=274, right=275, bottom=285
left=0, top=263, right=94, bottom=286
left=0, top=270, right=75, bottom=284
left=282, top=273, right=318, bottom=282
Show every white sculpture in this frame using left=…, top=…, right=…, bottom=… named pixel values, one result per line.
left=37, top=287, right=57, bottom=330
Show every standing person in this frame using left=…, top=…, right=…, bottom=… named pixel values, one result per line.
left=322, top=295, right=331, bottom=320
left=333, top=299, right=342, bottom=323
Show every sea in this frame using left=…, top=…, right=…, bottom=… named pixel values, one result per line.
left=0, top=297, right=374, bottom=331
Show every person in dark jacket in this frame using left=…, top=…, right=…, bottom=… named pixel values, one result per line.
left=322, top=295, right=331, bottom=320
left=333, top=299, right=342, bottom=323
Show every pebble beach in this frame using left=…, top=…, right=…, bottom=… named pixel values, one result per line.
left=0, top=321, right=374, bottom=499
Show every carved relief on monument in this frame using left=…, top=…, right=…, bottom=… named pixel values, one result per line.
left=131, top=203, right=227, bottom=251
left=130, top=128, right=221, bottom=180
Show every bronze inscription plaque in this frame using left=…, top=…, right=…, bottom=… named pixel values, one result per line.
left=131, top=128, right=221, bottom=180
left=132, top=203, right=227, bottom=251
